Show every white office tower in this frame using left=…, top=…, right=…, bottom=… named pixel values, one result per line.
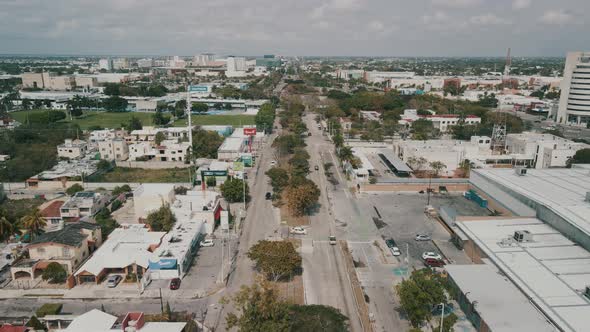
left=137, top=58, right=154, bottom=68
left=557, top=51, right=590, bottom=126
left=226, top=56, right=247, bottom=77
left=112, top=58, right=129, bottom=70
left=168, top=56, right=186, bottom=68
left=98, top=58, right=113, bottom=71
left=193, top=53, right=215, bottom=66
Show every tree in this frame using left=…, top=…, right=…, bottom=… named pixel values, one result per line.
left=396, top=269, right=448, bottom=328
left=255, top=102, right=276, bottom=133
left=174, top=99, right=187, bottom=118
left=407, top=156, right=428, bottom=171
left=42, top=262, right=67, bottom=283
left=26, top=315, right=46, bottom=330
left=411, top=119, right=435, bottom=140
left=247, top=240, right=302, bottom=282
left=66, top=183, right=84, bottom=196
left=434, top=312, right=458, bottom=332
left=97, top=159, right=112, bottom=172
left=220, top=178, right=249, bottom=203
left=155, top=131, right=166, bottom=145
left=0, top=216, right=14, bottom=243
left=429, top=161, right=447, bottom=177
left=20, top=209, right=46, bottom=240
left=112, top=184, right=131, bottom=196
left=266, top=167, right=290, bottom=193
left=289, top=149, right=310, bottom=177
left=338, top=146, right=354, bottom=163
left=225, top=279, right=291, bottom=332
left=191, top=102, right=209, bottom=113
left=123, top=115, right=143, bottom=132
left=103, top=96, right=128, bottom=112
left=567, top=148, right=590, bottom=167
left=289, top=304, right=349, bottom=332
left=286, top=179, right=320, bottom=216
left=146, top=203, right=176, bottom=232
left=191, top=129, right=224, bottom=158
left=152, top=109, right=170, bottom=126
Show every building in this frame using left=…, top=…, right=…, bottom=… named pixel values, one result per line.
left=505, top=133, right=589, bottom=169
left=399, top=109, right=481, bottom=133
left=226, top=56, right=247, bottom=77
left=98, top=138, right=129, bottom=161
left=55, top=309, right=186, bottom=332
left=112, top=58, right=129, bottom=70
left=20, top=72, right=76, bottom=91
left=255, top=55, right=281, bottom=68
left=133, top=184, right=176, bottom=221
left=89, top=129, right=126, bottom=142
left=557, top=51, right=590, bottom=125
left=0, top=116, right=20, bottom=129
left=11, top=222, right=102, bottom=280
left=137, top=58, right=154, bottom=68
left=364, top=71, right=415, bottom=83
left=98, top=58, right=113, bottom=71
left=193, top=53, right=216, bottom=66
left=0, top=324, right=30, bottom=332
left=74, top=225, right=165, bottom=284
left=60, top=192, right=109, bottom=219
left=26, top=159, right=99, bottom=189
left=40, top=201, right=65, bottom=232
left=443, top=77, right=462, bottom=92
left=57, top=139, right=88, bottom=160
left=335, top=69, right=364, bottom=80
left=74, top=76, right=98, bottom=90
left=128, top=139, right=190, bottom=162
left=446, top=264, right=557, bottom=332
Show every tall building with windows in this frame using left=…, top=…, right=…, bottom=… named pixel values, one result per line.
left=557, top=51, right=590, bottom=125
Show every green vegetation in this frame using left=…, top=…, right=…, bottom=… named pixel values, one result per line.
left=102, top=96, right=129, bottom=112
left=66, top=183, right=84, bottom=196
left=147, top=203, right=176, bottom=232
left=19, top=209, right=46, bottom=241
left=42, top=262, right=67, bottom=284
left=10, top=110, right=154, bottom=130
left=26, top=315, right=46, bottom=330
left=286, top=178, right=320, bottom=216
left=396, top=269, right=450, bottom=328
left=95, top=208, right=119, bottom=240
left=88, top=167, right=190, bottom=183
left=248, top=240, right=302, bottom=282
left=220, top=178, right=249, bottom=203
left=111, top=184, right=132, bottom=196
left=266, top=167, right=290, bottom=194
left=173, top=114, right=256, bottom=127
left=255, top=102, right=277, bottom=133
left=104, top=83, right=168, bottom=97
left=191, top=129, right=224, bottom=159
left=567, top=148, right=590, bottom=167
left=35, top=303, right=63, bottom=317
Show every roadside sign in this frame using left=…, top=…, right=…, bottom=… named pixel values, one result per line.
left=201, top=170, right=227, bottom=177
left=188, top=85, right=209, bottom=92
left=243, top=128, right=257, bottom=136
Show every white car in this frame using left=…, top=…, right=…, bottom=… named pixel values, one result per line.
left=106, top=275, right=122, bottom=288
left=290, top=227, right=307, bottom=235
left=200, top=239, right=214, bottom=247
left=415, top=234, right=431, bottom=241
left=270, top=160, right=277, bottom=166
left=422, top=252, right=442, bottom=261
left=391, top=246, right=401, bottom=256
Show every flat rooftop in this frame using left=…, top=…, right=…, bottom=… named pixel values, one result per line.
left=472, top=168, right=590, bottom=239
left=456, top=217, right=590, bottom=332
left=446, top=264, right=556, bottom=332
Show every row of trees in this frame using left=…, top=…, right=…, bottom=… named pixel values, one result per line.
left=104, top=83, right=169, bottom=97
left=406, top=157, right=448, bottom=177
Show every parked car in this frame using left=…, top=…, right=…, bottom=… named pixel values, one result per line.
left=265, top=192, right=272, bottom=200
left=270, top=160, right=277, bottom=166
left=385, top=238, right=401, bottom=256
left=308, top=132, right=312, bottom=136
left=329, top=235, right=337, bottom=245
left=415, top=234, right=431, bottom=241
left=106, top=275, right=122, bottom=288
left=422, top=252, right=442, bottom=261
left=314, top=165, right=319, bottom=171
left=290, top=226, right=307, bottom=235
left=169, top=278, right=181, bottom=290
left=200, top=239, right=214, bottom=247
left=423, top=257, right=445, bottom=268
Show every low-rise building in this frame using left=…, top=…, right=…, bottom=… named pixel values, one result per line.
left=11, top=222, right=102, bottom=280
left=55, top=309, right=186, bottom=332
left=60, top=192, right=109, bottom=219
left=505, top=133, right=589, bottom=169
left=98, top=138, right=129, bottom=161
left=40, top=201, right=65, bottom=232
left=57, top=139, right=88, bottom=160
left=0, top=117, right=20, bottom=130
left=26, top=160, right=98, bottom=189
left=399, top=109, right=481, bottom=132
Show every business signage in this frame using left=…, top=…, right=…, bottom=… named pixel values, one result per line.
left=243, top=128, right=257, bottom=136
left=189, top=85, right=209, bottom=92
left=201, top=170, right=228, bottom=177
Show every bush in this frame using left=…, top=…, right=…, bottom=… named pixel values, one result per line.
left=42, top=262, right=67, bottom=284
left=174, top=186, right=188, bottom=195
left=66, top=183, right=84, bottom=196
left=110, top=199, right=122, bottom=212
left=112, top=184, right=132, bottom=196
left=35, top=303, right=63, bottom=317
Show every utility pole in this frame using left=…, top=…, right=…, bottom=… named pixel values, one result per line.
left=426, top=173, right=432, bottom=206
left=439, top=302, right=445, bottom=332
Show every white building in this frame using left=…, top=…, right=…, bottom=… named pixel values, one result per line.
left=55, top=309, right=186, bottom=332
left=193, top=53, right=216, bottom=66
left=60, top=191, right=108, bottom=219
left=365, top=71, right=415, bottom=83
left=112, top=58, right=129, bottom=70
left=505, top=133, right=589, bottom=169
left=399, top=109, right=482, bottom=133
left=168, top=56, right=186, bottom=68
left=225, top=56, right=247, bottom=77
left=57, top=139, right=88, bottom=160
left=98, top=138, right=129, bottom=161
left=335, top=69, right=364, bottom=80
left=98, top=58, right=113, bottom=71
left=557, top=51, right=590, bottom=125
left=89, top=129, right=126, bottom=142
left=128, top=140, right=190, bottom=162
left=137, top=58, right=154, bottom=68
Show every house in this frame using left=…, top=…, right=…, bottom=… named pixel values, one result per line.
left=11, top=222, right=102, bottom=280
left=57, top=139, right=88, bottom=160
left=0, top=324, right=31, bottom=332
left=89, top=129, right=126, bottom=142
left=54, top=309, right=186, bottom=332
left=40, top=201, right=65, bottom=232
left=60, top=192, right=109, bottom=219
left=399, top=109, right=481, bottom=133
left=98, top=138, right=129, bottom=161
left=74, top=225, right=165, bottom=284
left=0, top=117, right=20, bottom=130
left=339, top=117, right=353, bottom=132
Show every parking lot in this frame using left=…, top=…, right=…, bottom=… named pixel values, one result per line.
left=359, top=192, right=490, bottom=268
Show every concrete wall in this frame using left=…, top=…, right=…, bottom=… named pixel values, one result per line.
left=469, top=172, right=535, bottom=216
left=115, top=161, right=189, bottom=169
left=361, top=183, right=469, bottom=193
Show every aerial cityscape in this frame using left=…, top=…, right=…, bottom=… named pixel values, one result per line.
left=0, top=1, right=589, bottom=332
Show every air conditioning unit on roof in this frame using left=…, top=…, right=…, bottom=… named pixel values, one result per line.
left=515, top=167, right=527, bottom=176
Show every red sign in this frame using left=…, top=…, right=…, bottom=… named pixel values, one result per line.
left=243, top=128, right=257, bottom=136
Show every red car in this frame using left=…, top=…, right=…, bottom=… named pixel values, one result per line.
left=423, top=257, right=445, bottom=268
left=169, top=278, right=181, bottom=290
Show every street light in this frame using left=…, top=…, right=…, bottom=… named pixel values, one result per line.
left=439, top=302, right=445, bottom=332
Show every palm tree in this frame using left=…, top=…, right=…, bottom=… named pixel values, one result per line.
left=338, top=146, right=354, bottom=163
left=19, top=209, right=46, bottom=241
left=0, top=216, right=14, bottom=243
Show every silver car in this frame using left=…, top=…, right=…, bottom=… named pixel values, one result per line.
left=106, top=275, right=122, bottom=288
left=415, top=234, right=431, bottom=241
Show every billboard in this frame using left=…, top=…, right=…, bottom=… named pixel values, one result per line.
left=243, top=128, right=257, bottom=136
left=189, top=85, right=209, bottom=93
left=201, top=170, right=228, bottom=177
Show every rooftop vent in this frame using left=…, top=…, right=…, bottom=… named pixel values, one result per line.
left=513, top=230, right=533, bottom=243
left=515, top=167, right=527, bottom=176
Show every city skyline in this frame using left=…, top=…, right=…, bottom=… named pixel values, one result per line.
left=0, top=0, right=588, bottom=57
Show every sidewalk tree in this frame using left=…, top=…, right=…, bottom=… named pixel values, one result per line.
left=289, top=149, right=310, bottom=177
left=66, top=183, right=84, bottom=196
left=220, top=178, right=249, bottom=203
left=146, top=203, right=176, bottom=232
left=266, top=167, right=289, bottom=193
left=248, top=240, right=301, bottom=282
left=286, top=179, right=320, bottom=216
left=567, top=148, right=590, bottom=167
left=42, top=262, right=67, bottom=283
left=396, top=269, right=447, bottom=328
left=255, top=102, right=276, bottom=132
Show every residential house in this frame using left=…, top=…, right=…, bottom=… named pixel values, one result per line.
left=53, top=309, right=186, bottom=332
left=98, top=139, right=129, bottom=161
left=57, top=139, right=88, bottom=160
left=60, top=192, right=109, bottom=220
left=40, top=201, right=65, bottom=232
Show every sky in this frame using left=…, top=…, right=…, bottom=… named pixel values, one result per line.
left=0, top=0, right=588, bottom=57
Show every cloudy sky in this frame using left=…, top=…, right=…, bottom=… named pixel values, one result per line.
left=0, top=0, right=587, bottom=56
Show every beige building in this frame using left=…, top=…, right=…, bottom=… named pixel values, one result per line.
left=57, top=139, right=88, bottom=159
left=75, top=76, right=98, bottom=89
left=11, top=222, right=102, bottom=281
left=20, top=72, right=76, bottom=90
left=98, top=138, right=129, bottom=161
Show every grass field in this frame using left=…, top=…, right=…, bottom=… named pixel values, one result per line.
left=88, top=167, right=191, bottom=183
left=172, top=114, right=256, bottom=127
left=10, top=110, right=154, bottom=129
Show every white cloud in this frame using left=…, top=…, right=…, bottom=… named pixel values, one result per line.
left=422, top=11, right=450, bottom=24
left=469, top=14, right=510, bottom=26
left=431, top=0, right=481, bottom=8
left=309, top=0, right=363, bottom=19
left=539, top=9, right=574, bottom=25
left=512, top=0, right=531, bottom=10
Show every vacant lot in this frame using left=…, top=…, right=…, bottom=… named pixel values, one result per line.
left=0, top=198, right=46, bottom=221
left=10, top=110, right=154, bottom=129
left=88, top=167, right=190, bottom=183
left=173, top=114, right=256, bottom=126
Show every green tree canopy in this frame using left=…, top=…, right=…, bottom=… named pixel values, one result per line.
left=247, top=240, right=302, bottom=281
left=191, top=102, right=209, bottom=113
left=66, top=183, right=84, bottom=196
left=146, top=203, right=176, bottom=232
left=568, top=148, right=590, bottom=167
left=42, top=262, right=67, bottom=283
left=103, top=96, right=128, bottom=112
left=220, top=178, right=249, bottom=203
left=396, top=269, right=448, bottom=327
left=265, top=167, right=290, bottom=194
